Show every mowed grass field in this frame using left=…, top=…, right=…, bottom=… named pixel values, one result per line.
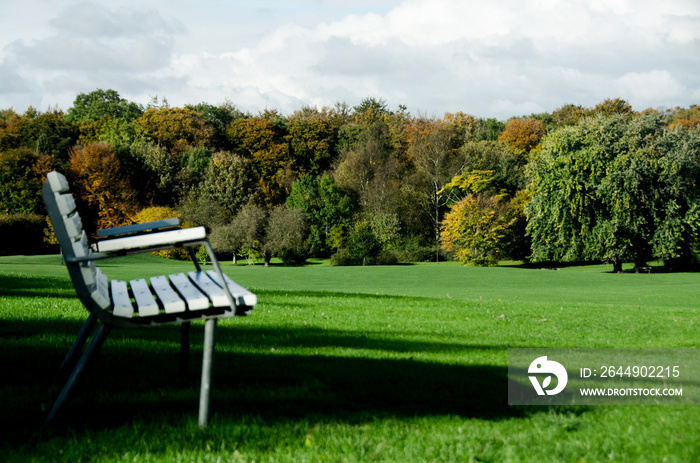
left=0, top=254, right=698, bottom=462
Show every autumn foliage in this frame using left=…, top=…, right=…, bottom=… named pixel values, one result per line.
left=497, top=118, right=546, bottom=155
left=68, top=143, right=138, bottom=234
left=2, top=90, right=700, bottom=268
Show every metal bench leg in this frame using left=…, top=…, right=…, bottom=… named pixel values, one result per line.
left=46, top=322, right=111, bottom=424
left=60, top=313, right=97, bottom=370
left=198, top=318, right=217, bottom=428
left=180, top=322, right=191, bottom=376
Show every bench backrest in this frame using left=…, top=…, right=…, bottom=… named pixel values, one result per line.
left=42, top=172, right=111, bottom=313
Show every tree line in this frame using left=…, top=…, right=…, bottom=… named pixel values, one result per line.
left=1, top=89, right=699, bottom=269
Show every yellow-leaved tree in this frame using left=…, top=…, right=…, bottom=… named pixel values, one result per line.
left=440, top=193, right=515, bottom=266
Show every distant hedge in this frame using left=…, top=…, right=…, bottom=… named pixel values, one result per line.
left=0, top=213, right=51, bottom=255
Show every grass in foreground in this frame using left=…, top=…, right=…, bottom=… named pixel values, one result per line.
left=0, top=254, right=698, bottom=462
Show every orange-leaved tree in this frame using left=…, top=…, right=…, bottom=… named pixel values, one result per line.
left=497, top=118, right=546, bottom=157
left=68, top=142, right=139, bottom=235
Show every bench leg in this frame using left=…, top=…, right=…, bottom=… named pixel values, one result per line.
left=198, top=318, right=217, bottom=428
left=46, top=322, right=111, bottom=424
left=60, top=313, right=97, bottom=370
left=180, top=322, right=190, bottom=376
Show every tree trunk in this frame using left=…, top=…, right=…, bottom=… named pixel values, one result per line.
left=612, top=260, right=623, bottom=273
left=435, top=201, right=440, bottom=263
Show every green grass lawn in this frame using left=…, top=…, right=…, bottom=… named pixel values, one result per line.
left=0, top=254, right=698, bottom=462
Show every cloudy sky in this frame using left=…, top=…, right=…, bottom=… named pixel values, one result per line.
left=0, top=0, right=698, bottom=119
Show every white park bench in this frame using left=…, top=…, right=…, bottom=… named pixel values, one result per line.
left=41, top=171, right=256, bottom=427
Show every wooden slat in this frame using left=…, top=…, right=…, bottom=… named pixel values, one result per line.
left=46, top=171, right=70, bottom=193
left=71, top=231, right=90, bottom=258
left=150, top=275, right=186, bottom=314
left=111, top=280, right=134, bottom=318
left=64, top=213, right=83, bottom=240
left=55, top=193, right=76, bottom=216
left=92, top=267, right=110, bottom=310
left=130, top=279, right=160, bottom=317
left=188, top=271, right=229, bottom=308
left=206, top=270, right=257, bottom=307
left=169, top=273, right=209, bottom=311
left=95, top=227, right=206, bottom=253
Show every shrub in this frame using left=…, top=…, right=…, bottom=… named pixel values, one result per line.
left=373, top=249, right=399, bottom=265
left=329, top=248, right=360, bottom=266
left=346, top=221, right=381, bottom=265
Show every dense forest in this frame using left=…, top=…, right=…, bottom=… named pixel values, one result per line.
left=2, top=89, right=699, bottom=270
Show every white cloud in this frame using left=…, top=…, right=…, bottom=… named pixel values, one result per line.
left=0, top=0, right=698, bottom=118
left=616, top=70, right=685, bottom=107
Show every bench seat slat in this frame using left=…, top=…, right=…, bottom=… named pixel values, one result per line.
left=150, top=275, right=186, bottom=314
left=111, top=280, right=134, bottom=318
left=205, top=270, right=257, bottom=307
left=188, top=271, right=229, bottom=307
left=168, top=273, right=209, bottom=311
left=130, top=279, right=160, bottom=317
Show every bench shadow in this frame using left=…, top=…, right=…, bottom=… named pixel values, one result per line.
left=0, top=318, right=545, bottom=439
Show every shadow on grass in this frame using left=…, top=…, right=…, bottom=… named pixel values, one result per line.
left=0, top=273, right=75, bottom=299
left=0, top=317, right=542, bottom=443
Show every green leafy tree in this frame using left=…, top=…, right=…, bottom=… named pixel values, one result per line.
left=201, top=151, right=259, bottom=219
left=129, top=141, right=179, bottom=205
left=186, top=101, right=246, bottom=151
left=334, top=121, right=400, bottom=215
left=346, top=220, right=381, bottom=265
left=287, top=107, right=337, bottom=177
left=0, top=148, right=54, bottom=214
left=648, top=125, right=700, bottom=265
left=66, top=89, right=143, bottom=123
left=352, top=97, right=390, bottom=127
left=526, top=113, right=699, bottom=271
left=552, top=104, right=587, bottom=127
left=287, top=175, right=355, bottom=255
left=263, top=204, right=309, bottom=265
left=20, top=109, right=78, bottom=162
left=211, top=204, right=268, bottom=265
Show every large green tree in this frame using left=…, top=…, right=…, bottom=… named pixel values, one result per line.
left=526, top=114, right=700, bottom=271
left=287, top=175, right=354, bottom=255
left=200, top=151, right=259, bottom=219
left=21, top=110, right=77, bottom=162
left=0, top=148, right=54, bottom=214
left=287, top=107, right=338, bottom=177
left=66, top=89, right=143, bottom=123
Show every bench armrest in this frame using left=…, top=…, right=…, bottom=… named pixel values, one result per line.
left=93, top=226, right=207, bottom=253
left=97, top=218, right=181, bottom=238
